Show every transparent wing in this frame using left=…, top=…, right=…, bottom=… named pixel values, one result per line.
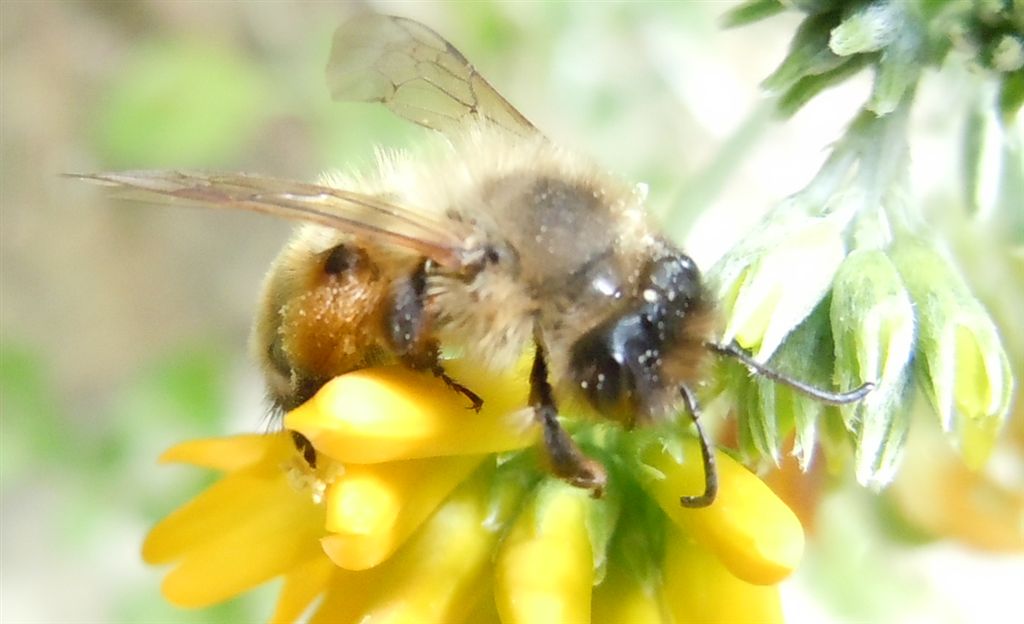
left=71, top=170, right=474, bottom=269
left=327, top=14, right=538, bottom=137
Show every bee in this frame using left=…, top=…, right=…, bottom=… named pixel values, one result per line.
left=75, top=14, right=871, bottom=506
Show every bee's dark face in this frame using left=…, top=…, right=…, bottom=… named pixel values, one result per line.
left=568, top=251, right=710, bottom=424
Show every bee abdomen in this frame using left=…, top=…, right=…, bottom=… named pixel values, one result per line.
left=255, top=238, right=394, bottom=412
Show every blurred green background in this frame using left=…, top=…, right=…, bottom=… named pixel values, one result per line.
left=1, top=1, right=1020, bottom=623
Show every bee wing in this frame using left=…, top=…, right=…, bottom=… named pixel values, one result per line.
left=327, top=14, right=538, bottom=137
left=72, top=170, right=474, bottom=269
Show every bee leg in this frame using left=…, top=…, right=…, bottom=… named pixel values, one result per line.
left=400, top=342, right=484, bottom=411
left=531, top=338, right=607, bottom=497
left=290, top=431, right=318, bottom=469
left=678, top=385, right=718, bottom=508
left=387, top=260, right=483, bottom=411
left=270, top=387, right=321, bottom=469
left=429, top=360, right=484, bottom=412
left=708, top=341, right=875, bottom=404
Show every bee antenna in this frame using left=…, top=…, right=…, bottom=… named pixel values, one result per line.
left=679, top=385, right=718, bottom=508
left=709, top=341, right=875, bottom=405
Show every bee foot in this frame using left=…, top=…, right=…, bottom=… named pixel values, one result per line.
left=436, top=369, right=484, bottom=412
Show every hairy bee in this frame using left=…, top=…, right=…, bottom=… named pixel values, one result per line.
left=77, top=15, right=870, bottom=505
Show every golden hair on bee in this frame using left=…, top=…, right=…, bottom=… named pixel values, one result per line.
left=73, top=13, right=872, bottom=505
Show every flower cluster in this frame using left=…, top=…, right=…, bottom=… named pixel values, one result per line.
left=145, top=360, right=804, bottom=622
left=726, top=0, right=1024, bottom=120
left=706, top=1, right=1017, bottom=489
left=708, top=101, right=1014, bottom=488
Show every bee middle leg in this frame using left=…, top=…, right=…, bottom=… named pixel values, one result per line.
left=387, top=260, right=483, bottom=411
left=531, top=338, right=607, bottom=497
left=402, top=343, right=483, bottom=412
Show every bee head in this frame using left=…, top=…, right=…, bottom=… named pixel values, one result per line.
left=568, top=251, right=713, bottom=425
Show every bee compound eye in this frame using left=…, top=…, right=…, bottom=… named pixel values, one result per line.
left=570, top=331, right=624, bottom=411
left=648, top=253, right=698, bottom=289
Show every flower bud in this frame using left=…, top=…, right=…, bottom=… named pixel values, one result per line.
left=662, top=528, right=783, bottom=624
left=631, top=433, right=805, bottom=585
left=714, top=212, right=847, bottom=361
left=493, top=481, right=604, bottom=624
left=591, top=563, right=663, bottom=624
left=831, top=249, right=916, bottom=487
left=990, top=34, right=1024, bottom=72
left=829, top=0, right=901, bottom=56
left=890, top=238, right=1015, bottom=467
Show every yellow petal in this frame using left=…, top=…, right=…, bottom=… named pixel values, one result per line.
left=285, top=364, right=535, bottom=463
left=734, top=285, right=781, bottom=351
left=460, top=590, right=503, bottom=624
left=159, top=476, right=325, bottom=607
left=269, top=555, right=335, bottom=624
left=591, top=562, right=663, bottom=624
left=312, top=466, right=521, bottom=624
left=494, top=481, right=594, bottom=624
left=158, top=433, right=287, bottom=471
left=663, top=528, right=783, bottom=624
left=359, top=468, right=515, bottom=623
left=143, top=458, right=305, bottom=564
left=639, top=438, right=804, bottom=585
left=320, top=454, right=485, bottom=570
left=309, top=567, right=385, bottom=624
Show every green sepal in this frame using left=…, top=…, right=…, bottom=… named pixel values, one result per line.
left=777, top=53, right=875, bottom=118
left=763, top=11, right=846, bottom=94
left=721, top=0, right=786, bottom=28
left=868, top=31, right=924, bottom=115
left=763, top=301, right=838, bottom=470
left=999, top=68, right=1024, bottom=122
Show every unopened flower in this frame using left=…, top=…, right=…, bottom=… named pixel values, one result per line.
left=629, top=432, right=805, bottom=586
left=713, top=207, right=848, bottom=361
left=830, top=249, right=916, bottom=487
left=661, top=528, right=784, bottom=624
left=829, top=0, right=902, bottom=56
left=145, top=359, right=806, bottom=622
left=493, top=480, right=610, bottom=623
left=890, top=237, right=1014, bottom=468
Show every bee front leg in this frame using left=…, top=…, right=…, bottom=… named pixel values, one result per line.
left=530, top=337, right=607, bottom=497
left=387, top=260, right=483, bottom=411
left=678, top=385, right=718, bottom=508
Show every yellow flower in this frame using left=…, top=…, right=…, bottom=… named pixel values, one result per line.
left=145, top=359, right=805, bottom=623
